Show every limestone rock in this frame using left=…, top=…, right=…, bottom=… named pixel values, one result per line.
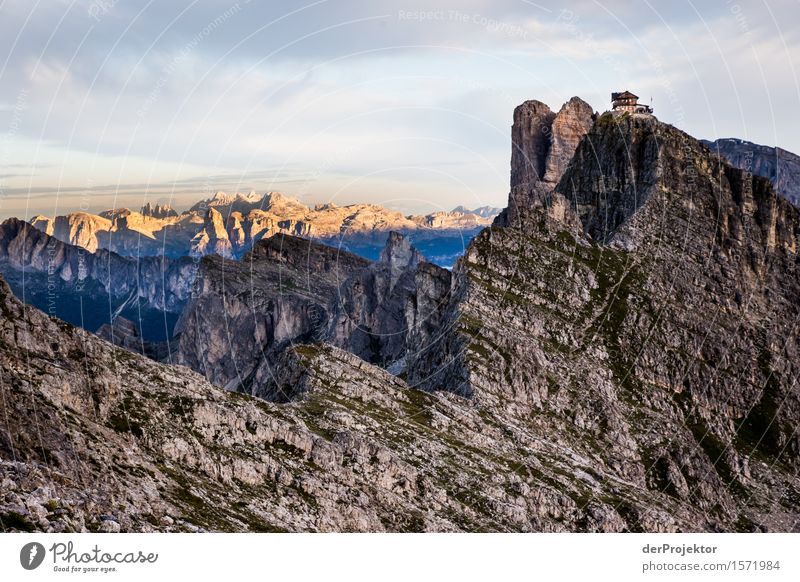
left=543, top=96, right=597, bottom=185
left=0, top=217, right=196, bottom=319
left=32, top=191, right=494, bottom=260
left=174, top=234, right=370, bottom=391
left=497, top=96, right=595, bottom=228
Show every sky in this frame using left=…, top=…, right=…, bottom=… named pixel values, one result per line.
left=0, top=0, right=799, bottom=219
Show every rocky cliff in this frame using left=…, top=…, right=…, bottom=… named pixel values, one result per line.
left=330, top=232, right=442, bottom=368
left=190, top=208, right=234, bottom=258
left=0, top=218, right=196, bottom=339
left=175, top=230, right=449, bottom=391
left=496, top=96, right=596, bottom=227
left=407, top=109, right=800, bottom=531
left=702, top=138, right=800, bottom=206
left=173, top=234, right=371, bottom=391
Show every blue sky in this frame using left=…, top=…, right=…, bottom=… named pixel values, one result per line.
left=1, top=0, right=798, bottom=218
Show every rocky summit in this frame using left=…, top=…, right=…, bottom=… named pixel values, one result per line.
left=495, top=96, right=596, bottom=228
left=1, top=97, right=799, bottom=533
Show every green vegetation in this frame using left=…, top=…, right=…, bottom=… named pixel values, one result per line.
left=0, top=511, right=37, bottom=532
left=107, top=395, right=148, bottom=438
left=733, top=334, right=786, bottom=464
left=672, top=391, right=747, bottom=499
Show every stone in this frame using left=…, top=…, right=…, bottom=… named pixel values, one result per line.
left=496, top=96, right=595, bottom=228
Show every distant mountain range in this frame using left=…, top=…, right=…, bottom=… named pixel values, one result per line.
left=0, top=194, right=500, bottom=344
left=0, top=217, right=194, bottom=342
left=702, top=138, right=800, bottom=206
left=28, top=192, right=500, bottom=262
left=451, top=205, right=503, bottom=218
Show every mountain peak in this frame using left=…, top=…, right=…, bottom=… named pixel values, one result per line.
left=379, top=231, right=424, bottom=272
left=451, top=205, right=502, bottom=219
left=23, top=189, right=493, bottom=264
left=542, top=96, right=597, bottom=185
left=497, top=96, right=596, bottom=228
left=141, top=201, right=177, bottom=219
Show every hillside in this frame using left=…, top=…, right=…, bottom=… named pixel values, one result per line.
left=2, top=99, right=799, bottom=533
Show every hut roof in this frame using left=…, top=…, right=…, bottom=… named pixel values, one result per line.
left=612, top=90, right=639, bottom=101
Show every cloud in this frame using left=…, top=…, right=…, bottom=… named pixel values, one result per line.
left=0, top=0, right=799, bottom=217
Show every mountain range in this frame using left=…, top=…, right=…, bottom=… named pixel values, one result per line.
left=29, top=192, right=499, bottom=266
left=702, top=138, right=800, bottom=206
left=1, top=96, right=799, bottom=533
left=0, top=218, right=195, bottom=342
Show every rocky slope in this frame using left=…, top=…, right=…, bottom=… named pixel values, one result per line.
left=0, top=218, right=195, bottom=340
left=410, top=108, right=800, bottom=531
left=2, top=274, right=579, bottom=532
left=6, top=269, right=782, bottom=533
left=30, top=192, right=495, bottom=261
left=175, top=230, right=450, bottom=392
left=173, top=234, right=372, bottom=391
left=702, top=138, right=800, bottom=206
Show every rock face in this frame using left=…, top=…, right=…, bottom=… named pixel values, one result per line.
left=29, top=212, right=113, bottom=253
left=174, top=234, right=371, bottom=391
left=330, top=232, right=441, bottom=367
left=96, top=317, right=173, bottom=360
left=176, top=230, right=449, bottom=389
left=556, top=113, right=663, bottom=243
left=2, top=96, right=799, bottom=534
left=408, top=109, right=800, bottom=531
left=543, top=97, right=598, bottom=185
left=701, top=138, right=800, bottom=206
left=190, top=208, right=234, bottom=258
left=496, top=97, right=596, bottom=227
left=30, top=191, right=495, bottom=262
left=141, top=202, right=178, bottom=219
left=0, top=218, right=196, bottom=340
